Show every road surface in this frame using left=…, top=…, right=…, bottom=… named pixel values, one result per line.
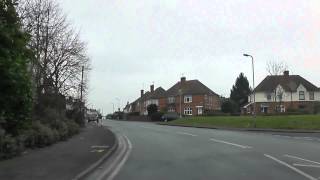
left=90, top=120, right=320, bottom=180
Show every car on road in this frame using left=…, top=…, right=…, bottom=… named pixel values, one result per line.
left=161, top=112, right=180, bottom=121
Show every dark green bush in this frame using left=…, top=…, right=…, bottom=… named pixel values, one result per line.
left=0, top=134, right=24, bottom=159
left=32, top=121, right=55, bottom=147
left=66, top=120, right=80, bottom=136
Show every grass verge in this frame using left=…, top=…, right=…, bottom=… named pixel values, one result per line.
left=161, top=115, right=320, bottom=130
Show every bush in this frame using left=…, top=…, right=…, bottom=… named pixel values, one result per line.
left=147, top=104, right=158, bottom=116
left=0, top=134, right=24, bottom=159
left=31, top=121, right=55, bottom=147
left=66, top=120, right=80, bottom=136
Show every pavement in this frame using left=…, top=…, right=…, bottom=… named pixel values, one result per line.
left=100, top=119, right=320, bottom=180
left=0, top=123, right=116, bottom=180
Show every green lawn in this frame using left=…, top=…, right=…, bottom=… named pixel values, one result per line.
left=162, top=115, right=320, bottom=130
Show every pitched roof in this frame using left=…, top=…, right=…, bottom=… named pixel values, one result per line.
left=130, top=87, right=166, bottom=105
left=166, top=80, right=218, bottom=96
left=255, top=75, right=319, bottom=92
left=150, top=87, right=166, bottom=99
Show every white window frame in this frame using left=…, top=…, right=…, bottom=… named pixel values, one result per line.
left=168, top=97, right=175, bottom=104
left=309, top=92, right=314, bottom=100
left=184, top=107, right=192, bottom=115
left=168, top=107, right=175, bottom=112
left=184, top=95, right=192, bottom=103
left=299, top=91, right=305, bottom=100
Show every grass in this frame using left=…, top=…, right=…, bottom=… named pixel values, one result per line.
left=162, top=115, right=320, bottom=130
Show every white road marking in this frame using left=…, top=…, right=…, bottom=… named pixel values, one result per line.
left=293, top=164, right=320, bottom=168
left=264, top=154, right=317, bottom=180
left=177, top=132, right=198, bottom=137
left=285, top=154, right=320, bottom=165
left=209, top=138, right=252, bottom=149
left=94, top=134, right=132, bottom=180
left=106, top=135, right=132, bottom=180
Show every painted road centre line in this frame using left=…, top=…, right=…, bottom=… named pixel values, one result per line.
left=176, top=132, right=198, bottom=137
left=209, top=138, right=252, bottom=149
left=264, top=154, right=317, bottom=180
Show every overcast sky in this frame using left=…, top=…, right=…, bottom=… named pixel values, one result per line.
left=57, top=0, right=320, bottom=114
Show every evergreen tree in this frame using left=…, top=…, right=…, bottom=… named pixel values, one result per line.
left=0, top=0, right=33, bottom=135
left=230, top=73, right=251, bottom=112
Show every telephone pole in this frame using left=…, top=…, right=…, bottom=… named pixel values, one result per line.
left=80, top=66, right=84, bottom=126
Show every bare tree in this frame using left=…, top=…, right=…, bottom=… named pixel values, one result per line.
left=17, top=0, right=90, bottom=101
left=266, top=60, right=288, bottom=75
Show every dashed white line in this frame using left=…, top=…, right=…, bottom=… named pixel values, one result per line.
left=176, top=132, right=198, bottom=137
left=284, top=154, right=320, bottom=165
left=209, top=138, right=252, bottom=149
left=264, top=154, right=317, bottom=180
left=293, top=164, right=320, bottom=168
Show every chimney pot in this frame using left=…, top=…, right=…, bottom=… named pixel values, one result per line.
left=283, top=71, right=289, bottom=76
left=140, top=90, right=144, bottom=97
left=150, top=85, right=154, bottom=93
left=181, top=77, right=186, bottom=83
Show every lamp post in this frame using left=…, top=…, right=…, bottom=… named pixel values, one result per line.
left=243, top=53, right=256, bottom=127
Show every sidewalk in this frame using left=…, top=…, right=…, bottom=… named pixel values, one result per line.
left=0, top=123, right=116, bottom=180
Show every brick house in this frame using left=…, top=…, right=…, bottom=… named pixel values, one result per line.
left=166, top=77, right=221, bottom=116
left=243, top=71, right=320, bottom=114
left=128, top=85, right=166, bottom=115
left=127, top=77, right=221, bottom=116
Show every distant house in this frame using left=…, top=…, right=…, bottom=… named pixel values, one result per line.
left=243, top=71, right=320, bottom=114
left=166, top=77, right=221, bottom=116
left=126, top=77, right=221, bottom=116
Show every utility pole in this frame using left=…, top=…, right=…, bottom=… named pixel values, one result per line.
left=80, top=66, right=84, bottom=126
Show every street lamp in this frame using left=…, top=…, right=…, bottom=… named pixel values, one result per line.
left=243, top=53, right=256, bottom=127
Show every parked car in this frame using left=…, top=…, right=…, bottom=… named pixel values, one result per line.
left=161, top=112, right=179, bottom=121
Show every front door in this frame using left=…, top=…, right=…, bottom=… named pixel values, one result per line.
left=197, top=107, right=203, bottom=115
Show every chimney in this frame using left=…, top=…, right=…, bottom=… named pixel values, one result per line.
left=150, top=84, right=154, bottom=93
left=181, top=76, right=186, bottom=83
left=283, top=70, right=289, bottom=76
left=140, top=89, right=144, bottom=97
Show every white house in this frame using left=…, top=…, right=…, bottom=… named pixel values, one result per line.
left=243, top=71, right=320, bottom=114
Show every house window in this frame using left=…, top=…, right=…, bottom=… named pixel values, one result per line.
left=184, top=95, right=192, bottom=103
left=309, top=92, right=314, bottom=100
left=168, top=97, right=175, bottom=103
left=184, top=107, right=192, bottom=115
left=276, top=105, right=286, bottom=112
left=299, top=91, right=305, bottom=100
left=266, top=93, right=272, bottom=101
left=168, top=107, right=175, bottom=112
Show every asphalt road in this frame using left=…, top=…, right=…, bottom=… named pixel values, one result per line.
left=102, top=120, right=320, bottom=180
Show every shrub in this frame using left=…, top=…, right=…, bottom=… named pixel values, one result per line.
left=66, top=120, right=80, bottom=136
left=32, top=121, right=55, bottom=147
left=0, top=134, right=24, bottom=159
left=147, top=104, right=158, bottom=116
